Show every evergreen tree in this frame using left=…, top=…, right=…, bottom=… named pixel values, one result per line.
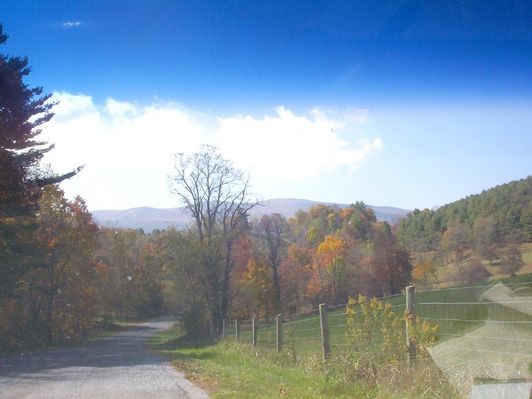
left=0, top=24, right=80, bottom=296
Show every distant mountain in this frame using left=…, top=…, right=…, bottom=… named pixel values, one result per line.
left=92, top=198, right=411, bottom=232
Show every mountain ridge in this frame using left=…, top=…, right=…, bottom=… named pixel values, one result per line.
left=92, top=198, right=411, bottom=232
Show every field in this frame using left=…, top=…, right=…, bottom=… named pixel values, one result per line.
left=413, top=242, right=532, bottom=289
left=220, top=274, right=532, bottom=397
left=228, top=276, right=531, bottom=352
left=152, top=271, right=532, bottom=398
left=150, top=324, right=379, bottom=398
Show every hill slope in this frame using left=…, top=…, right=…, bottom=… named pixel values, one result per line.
left=92, top=199, right=410, bottom=232
left=396, top=176, right=532, bottom=251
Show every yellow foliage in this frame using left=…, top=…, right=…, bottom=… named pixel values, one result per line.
left=346, top=295, right=438, bottom=363
left=412, top=258, right=437, bottom=288
left=317, top=235, right=347, bottom=256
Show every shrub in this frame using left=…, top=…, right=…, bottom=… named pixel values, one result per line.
left=343, top=295, right=438, bottom=387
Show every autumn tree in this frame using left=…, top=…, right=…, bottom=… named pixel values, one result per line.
left=95, top=228, right=164, bottom=319
left=317, top=235, right=347, bottom=302
left=241, top=256, right=275, bottom=319
left=412, top=257, right=437, bottom=289
left=281, top=243, right=311, bottom=313
left=499, top=245, right=524, bottom=276
left=368, top=222, right=412, bottom=296
left=441, top=224, right=469, bottom=262
left=472, top=217, right=498, bottom=262
left=462, top=257, right=491, bottom=285
left=169, top=145, right=256, bottom=333
left=257, top=213, right=287, bottom=312
left=27, top=186, right=98, bottom=343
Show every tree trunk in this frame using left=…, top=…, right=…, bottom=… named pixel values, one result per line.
left=272, top=265, right=281, bottom=312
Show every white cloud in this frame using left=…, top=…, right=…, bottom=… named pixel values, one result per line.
left=62, top=21, right=83, bottom=29
left=216, top=106, right=381, bottom=179
left=42, top=92, right=204, bottom=209
left=41, top=93, right=381, bottom=209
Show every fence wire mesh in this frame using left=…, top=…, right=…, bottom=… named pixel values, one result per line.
left=222, top=280, right=531, bottom=397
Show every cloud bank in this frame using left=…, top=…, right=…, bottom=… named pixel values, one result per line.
left=42, top=92, right=382, bottom=209
left=217, top=106, right=381, bottom=179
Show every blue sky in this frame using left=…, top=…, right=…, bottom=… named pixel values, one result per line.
left=2, top=1, right=531, bottom=210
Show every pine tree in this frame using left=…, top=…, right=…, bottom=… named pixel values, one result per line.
left=0, top=24, right=80, bottom=296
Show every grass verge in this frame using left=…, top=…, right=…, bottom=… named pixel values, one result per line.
left=150, top=323, right=376, bottom=398
left=150, top=323, right=458, bottom=398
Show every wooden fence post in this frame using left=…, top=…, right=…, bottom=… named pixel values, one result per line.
left=222, top=319, right=226, bottom=340
left=405, top=285, right=416, bottom=368
left=252, top=317, right=257, bottom=347
left=319, top=303, right=331, bottom=360
left=235, top=319, right=240, bottom=341
left=276, top=314, right=282, bottom=352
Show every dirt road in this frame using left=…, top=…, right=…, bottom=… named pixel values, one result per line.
left=0, top=320, right=208, bottom=399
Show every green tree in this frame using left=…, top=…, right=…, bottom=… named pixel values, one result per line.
left=0, top=24, right=80, bottom=297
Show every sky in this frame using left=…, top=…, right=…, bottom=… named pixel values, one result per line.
left=2, top=0, right=532, bottom=211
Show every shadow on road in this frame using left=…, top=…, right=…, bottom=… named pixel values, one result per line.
left=0, top=321, right=170, bottom=379
left=150, top=332, right=217, bottom=363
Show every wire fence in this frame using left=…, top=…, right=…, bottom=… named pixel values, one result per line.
left=222, top=280, right=532, bottom=396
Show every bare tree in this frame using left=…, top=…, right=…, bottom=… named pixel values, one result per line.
left=258, top=213, right=287, bottom=312
left=170, top=145, right=256, bottom=332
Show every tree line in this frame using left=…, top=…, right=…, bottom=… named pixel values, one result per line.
left=397, top=176, right=530, bottom=288
left=396, top=176, right=531, bottom=253
left=158, top=145, right=412, bottom=334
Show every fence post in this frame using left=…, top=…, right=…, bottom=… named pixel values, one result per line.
left=235, top=319, right=240, bottom=341
left=405, top=285, right=416, bottom=368
left=222, top=319, right=226, bottom=340
left=252, top=317, right=257, bottom=347
left=276, top=313, right=282, bottom=352
left=319, top=303, right=331, bottom=360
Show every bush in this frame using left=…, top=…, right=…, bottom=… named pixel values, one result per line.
left=343, top=295, right=438, bottom=388
left=179, top=302, right=210, bottom=338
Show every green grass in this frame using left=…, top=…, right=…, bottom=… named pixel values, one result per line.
left=152, top=322, right=460, bottom=398
left=501, top=271, right=532, bottom=285
left=520, top=242, right=532, bottom=265
left=226, top=277, right=532, bottom=354
left=150, top=323, right=376, bottom=398
left=150, top=275, right=531, bottom=398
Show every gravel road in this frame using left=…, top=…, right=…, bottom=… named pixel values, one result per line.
left=0, top=319, right=209, bottom=399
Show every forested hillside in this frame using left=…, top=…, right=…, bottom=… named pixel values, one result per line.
left=396, top=176, right=532, bottom=252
